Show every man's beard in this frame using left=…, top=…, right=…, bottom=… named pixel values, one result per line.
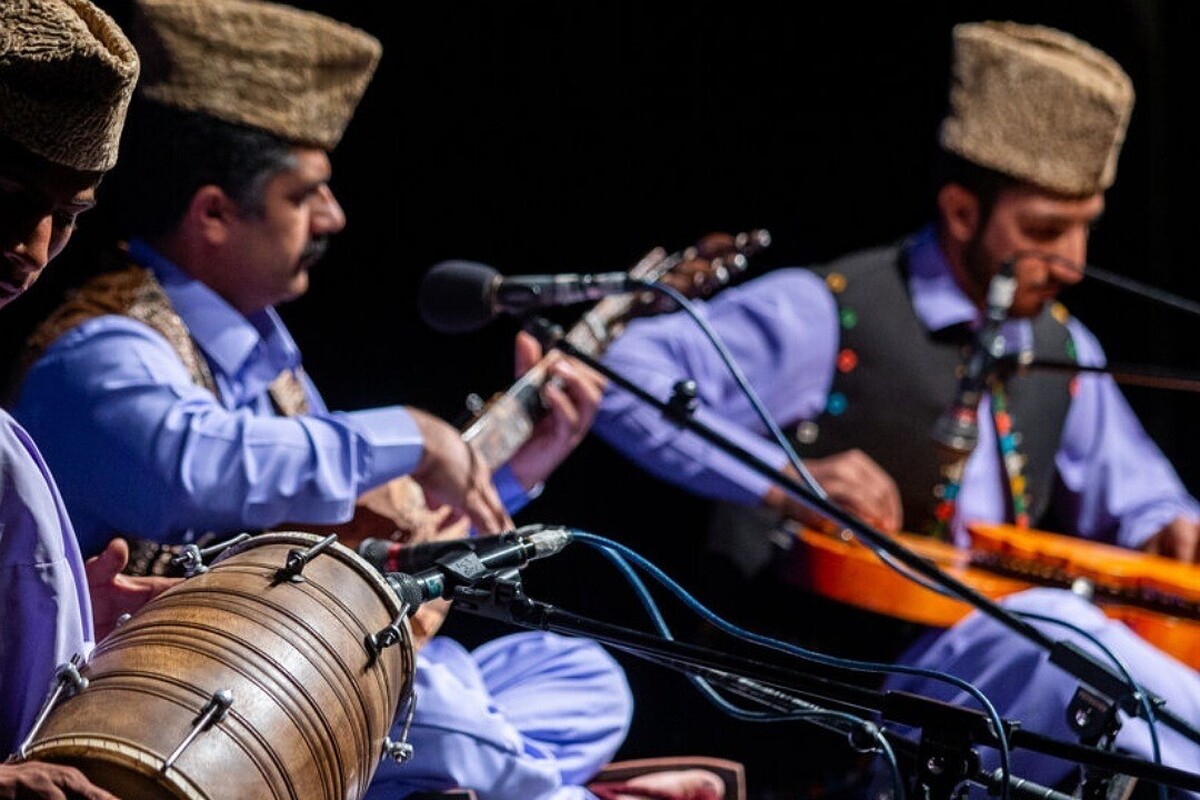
left=960, top=231, right=996, bottom=307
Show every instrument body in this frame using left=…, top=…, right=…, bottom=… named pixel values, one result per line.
left=22, top=532, right=414, bottom=800
left=786, top=522, right=1200, bottom=669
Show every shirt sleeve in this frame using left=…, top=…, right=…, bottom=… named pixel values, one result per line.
left=0, top=413, right=92, bottom=755
left=493, top=463, right=538, bottom=516
left=13, top=317, right=427, bottom=550
left=593, top=268, right=839, bottom=506
left=1054, top=318, right=1200, bottom=549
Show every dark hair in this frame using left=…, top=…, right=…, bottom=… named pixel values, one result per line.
left=111, top=99, right=296, bottom=239
left=930, top=147, right=1020, bottom=225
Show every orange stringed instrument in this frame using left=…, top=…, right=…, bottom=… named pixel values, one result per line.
left=785, top=521, right=1200, bottom=669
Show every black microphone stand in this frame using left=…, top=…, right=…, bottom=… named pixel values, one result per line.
left=1010, top=253, right=1200, bottom=394
left=1004, top=356, right=1200, bottom=394
left=527, top=317, right=1200, bottom=756
left=449, top=573, right=1200, bottom=799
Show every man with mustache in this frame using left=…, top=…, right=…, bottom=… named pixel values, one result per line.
left=592, top=19, right=1200, bottom=796
left=8, top=1, right=727, bottom=797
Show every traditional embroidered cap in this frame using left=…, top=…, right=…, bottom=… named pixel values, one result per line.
left=939, top=21, right=1135, bottom=197
left=132, top=0, right=382, bottom=151
left=0, top=0, right=139, bottom=172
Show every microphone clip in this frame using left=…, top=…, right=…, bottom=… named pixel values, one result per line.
left=930, top=259, right=1018, bottom=457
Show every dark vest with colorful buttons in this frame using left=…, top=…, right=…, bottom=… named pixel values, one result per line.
left=797, top=240, right=1077, bottom=535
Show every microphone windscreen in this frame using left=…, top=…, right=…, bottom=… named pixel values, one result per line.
left=356, top=537, right=393, bottom=572
left=418, top=260, right=499, bottom=333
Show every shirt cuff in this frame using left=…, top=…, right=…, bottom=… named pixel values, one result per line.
left=1117, top=500, right=1200, bottom=550
left=338, top=405, right=425, bottom=482
left=494, top=463, right=541, bottom=516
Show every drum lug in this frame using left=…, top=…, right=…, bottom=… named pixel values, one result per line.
left=161, top=689, right=234, bottom=773
left=274, top=533, right=338, bottom=583
left=365, top=606, right=410, bottom=661
left=383, top=690, right=418, bottom=764
left=16, top=656, right=89, bottom=759
left=172, top=533, right=253, bottom=577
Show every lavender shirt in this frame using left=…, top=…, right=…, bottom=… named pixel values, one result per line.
left=595, top=228, right=1200, bottom=791
left=0, top=409, right=92, bottom=757
left=14, top=240, right=531, bottom=555
left=594, top=226, right=1199, bottom=546
left=12, top=244, right=626, bottom=798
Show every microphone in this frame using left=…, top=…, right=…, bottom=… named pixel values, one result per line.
left=363, top=525, right=575, bottom=610
left=358, top=530, right=522, bottom=574
left=418, top=260, right=640, bottom=333
left=931, top=261, right=1017, bottom=456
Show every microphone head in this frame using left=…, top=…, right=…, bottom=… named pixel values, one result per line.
left=418, top=259, right=501, bottom=334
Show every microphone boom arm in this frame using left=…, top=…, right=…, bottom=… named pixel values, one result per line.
left=450, top=573, right=1200, bottom=795
left=544, top=323, right=1200, bottom=748
left=1004, top=356, right=1200, bottom=394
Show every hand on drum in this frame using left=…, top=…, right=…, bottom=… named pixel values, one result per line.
left=85, top=538, right=179, bottom=641
left=0, top=761, right=119, bottom=800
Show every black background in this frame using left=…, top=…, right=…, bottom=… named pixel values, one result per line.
left=8, top=1, right=1200, bottom=795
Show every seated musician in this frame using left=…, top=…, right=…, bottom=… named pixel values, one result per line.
left=0, top=2, right=177, bottom=796
left=8, top=1, right=730, bottom=797
left=592, top=19, right=1200, bottom=796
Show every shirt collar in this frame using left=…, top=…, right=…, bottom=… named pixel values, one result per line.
left=127, top=238, right=301, bottom=379
left=904, top=225, right=1032, bottom=353
left=905, top=224, right=979, bottom=332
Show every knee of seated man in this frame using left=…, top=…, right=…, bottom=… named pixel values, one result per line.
left=476, top=632, right=633, bottom=702
left=999, top=587, right=1110, bottom=633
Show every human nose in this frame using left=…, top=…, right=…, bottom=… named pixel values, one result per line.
left=311, top=185, right=346, bottom=235
left=3, top=213, right=53, bottom=273
left=1051, top=227, right=1089, bottom=285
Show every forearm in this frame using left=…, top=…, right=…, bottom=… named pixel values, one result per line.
left=1054, top=319, right=1200, bottom=547
left=16, top=329, right=425, bottom=541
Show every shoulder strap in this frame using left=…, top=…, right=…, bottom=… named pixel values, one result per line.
left=19, top=252, right=218, bottom=398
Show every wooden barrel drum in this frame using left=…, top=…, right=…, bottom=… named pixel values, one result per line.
left=20, top=532, right=415, bottom=800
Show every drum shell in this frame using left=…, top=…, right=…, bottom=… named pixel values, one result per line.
left=23, top=532, right=414, bottom=800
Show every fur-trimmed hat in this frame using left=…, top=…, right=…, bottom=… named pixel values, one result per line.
left=132, top=0, right=382, bottom=151
left=939, top=21, right=1135, bottom=197
left=0, top=0, right=139, bottom=172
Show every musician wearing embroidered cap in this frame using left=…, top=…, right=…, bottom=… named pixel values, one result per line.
left=593, top=19, right=1200, bottom=794
left=0, top=0, right=138, bottom=307
left=8, top=1, right=728, bottom=798
left=0, top=2, right=179, bottom=797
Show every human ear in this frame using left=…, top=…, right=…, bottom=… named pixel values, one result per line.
left=187, top=185, right=236, bottom=245
left=937, top=183, right=980, bottom=247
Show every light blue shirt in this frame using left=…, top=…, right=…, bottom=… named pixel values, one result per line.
left=10, top=243, right=625, bottom=799
left=595, top=227, right=1200, bottom=794
left=594, top=226, right=1199, bottom=548
left=13, top=240, right=530, bottom=555
left=0, top=409, right=92, bottom=756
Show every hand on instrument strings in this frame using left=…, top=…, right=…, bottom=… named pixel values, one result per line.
left=408, top=407, right=513, bottom=535
left=764, top=449, right=903, bottom=534
left=1142, top=516, right=1200, bottom=563
left=85, top=538, right=179, bottom=641
left=0, top=761, right=120, bottom=800
left=508, top=331, right=607, bottom=491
